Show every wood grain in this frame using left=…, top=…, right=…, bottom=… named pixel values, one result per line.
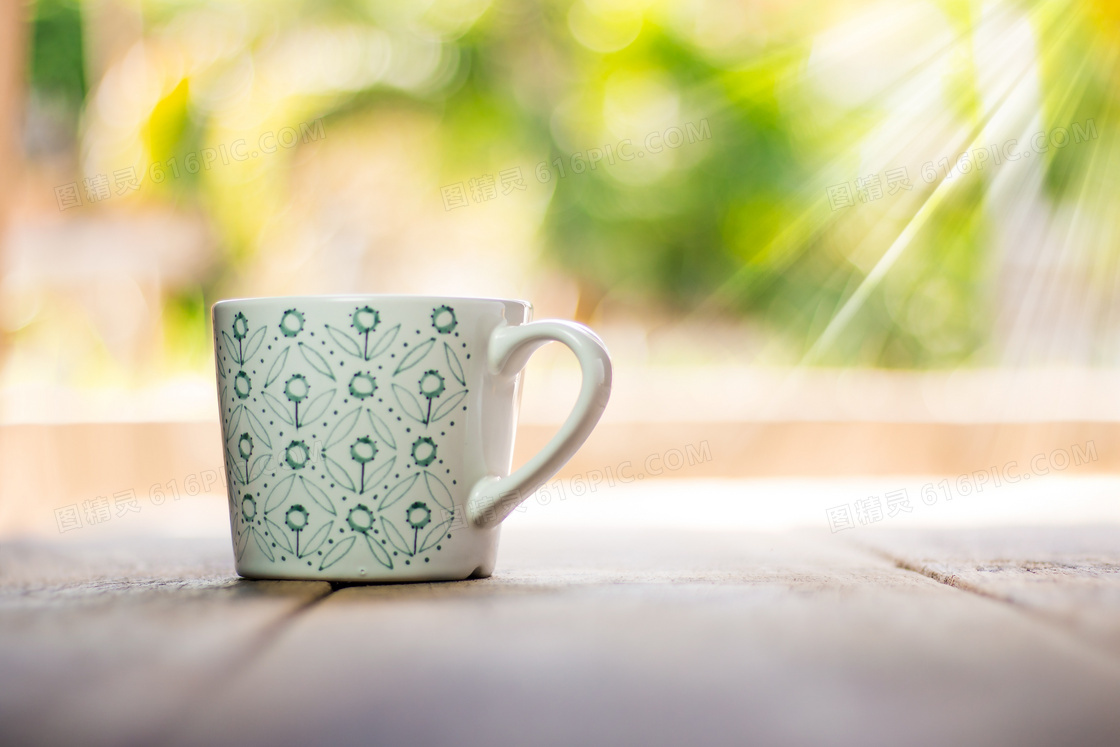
left=5, top=528, right=1120, bottom=746
left=0, top=539, right=330, bottom=746
left=857, top=526, right=1120, bottom=659
left=167, top=528, right=1120, bottom=747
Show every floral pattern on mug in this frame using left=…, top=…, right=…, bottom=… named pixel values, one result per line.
left=217, top=304, right=470, bottom=573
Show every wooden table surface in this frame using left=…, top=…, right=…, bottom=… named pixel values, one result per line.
left=3, top=517, right=1119, bottom=745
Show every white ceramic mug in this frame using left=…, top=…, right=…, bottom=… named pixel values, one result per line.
left=212, top=295, right=611, bottom=582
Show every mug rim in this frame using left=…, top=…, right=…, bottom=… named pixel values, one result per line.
left=212, top=294, right=532, bottom=311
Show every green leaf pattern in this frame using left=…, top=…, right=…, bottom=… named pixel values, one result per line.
left=393, top=338, right=436, bottom=375
left=298, top=342, right=336, bottom=380
left=264, top=347, right=289, bottom=387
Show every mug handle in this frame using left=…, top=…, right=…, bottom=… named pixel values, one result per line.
left=466, top=320, right=612, bottom=528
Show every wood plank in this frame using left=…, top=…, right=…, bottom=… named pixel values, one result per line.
left=0, top=539, right=331, bottom=746
left=0, top=537, right=231, bottom=592
left=856, top=526, right=1120, bottom=658
left=166, top=528, right=1120, bottom=747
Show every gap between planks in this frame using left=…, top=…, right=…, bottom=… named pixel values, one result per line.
left=854, top=541, right=1120, bottom=673
left=134, top=584, right=338, bottom=745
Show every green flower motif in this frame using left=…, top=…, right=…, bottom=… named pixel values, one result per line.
left=348, top=372, right=377, bottom=399
left=234, top=371, right=252, bottom=400
left=346, top=504, right=374, bottom=533
left=241, top=494, right=256, bottom=521
left=285, top=440, right=310, bottom=470
left=406, top=501, right=431, bottom=530
left=284, top=373, right=309, bottom=403
left=419, top=370, right=445, bottom=400
left=350, top=436, right=377, bottom=464
left=232, top=312, right=250, bottom=340
left=352, top=306, right=380, bottom=334
left=411, top=436, right=437, bottom=467
left=431, top=305, right=457, bottom=334
left=238, top=432, right=254, bottom=460
left=285, top=504, right=309, bottom=532
left=279, top=309, right=305, bottom=338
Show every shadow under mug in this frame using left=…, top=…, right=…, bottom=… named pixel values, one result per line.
left=212, top=295, right=611, bottom=582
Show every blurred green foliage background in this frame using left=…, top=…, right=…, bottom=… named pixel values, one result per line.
left=9, top=0, right=1120, bottom=383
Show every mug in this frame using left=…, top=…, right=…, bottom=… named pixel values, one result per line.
left=212, top=295, right=611, bottom=582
